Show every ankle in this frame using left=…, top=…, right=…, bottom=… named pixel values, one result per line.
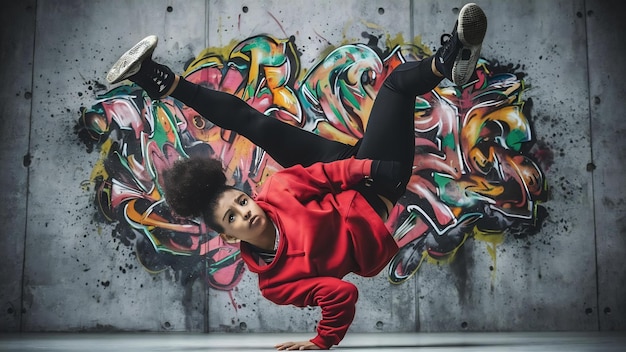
left=132, top=60, right=176, bottom=100
left=164, top=75, right=180, bottom=97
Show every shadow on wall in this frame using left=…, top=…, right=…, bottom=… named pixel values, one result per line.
left=74, top=33, right=550, bottom=292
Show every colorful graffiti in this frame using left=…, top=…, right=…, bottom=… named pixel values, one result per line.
left=75, top=34, right=549, bottom=290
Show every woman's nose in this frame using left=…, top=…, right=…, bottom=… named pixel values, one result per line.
left=243, top=210, right=251, bottom=220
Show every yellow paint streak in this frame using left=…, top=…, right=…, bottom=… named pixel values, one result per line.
left=474, top=228, right=505, bottom=281
left=360, top=20, right=384, bottom=31
left=385, top=32, right=405, bottom=48
left=90, top=139, right=111, bottom=182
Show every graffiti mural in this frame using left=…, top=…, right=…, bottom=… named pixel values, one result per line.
left=75, top=34, right=549, bottom=290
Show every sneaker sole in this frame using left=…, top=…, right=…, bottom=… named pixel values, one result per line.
left=106, top=35, right=158, bottom=84
left=452, top=3, right=487, bottom=85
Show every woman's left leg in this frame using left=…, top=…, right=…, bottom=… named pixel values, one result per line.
left=107, top=35, right=356, bottom=169
left=169, top=78, right=357, bottom=169
left=354, top=57, right=442, bottom=205
left=355, top=2, right=488, bottom=206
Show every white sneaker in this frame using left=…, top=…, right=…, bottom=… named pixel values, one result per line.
left=106, top=35, right=158, bottom=84
left=455, top=3, right=487, bottom=85
left=434, top=3, right=488, bottom=86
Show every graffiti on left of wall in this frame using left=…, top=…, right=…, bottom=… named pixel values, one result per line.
left=76, top=34, right=549, bottom=291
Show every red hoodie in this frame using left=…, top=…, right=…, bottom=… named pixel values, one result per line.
left=239, top=157, right=399, bottom=349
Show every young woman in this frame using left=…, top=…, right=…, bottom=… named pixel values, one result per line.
left=106, top=4, right=487, bottom=350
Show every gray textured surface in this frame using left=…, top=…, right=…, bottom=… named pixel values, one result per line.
left=0, top=0, right=36, bottom=332
left=0, top=0, right=625, bottom=337
left=587, top=0, right=626, bottom=331
left=1, top=332, right=626, bottom=351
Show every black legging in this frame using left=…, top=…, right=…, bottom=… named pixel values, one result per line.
left=170, top=56, right=442, bottom=206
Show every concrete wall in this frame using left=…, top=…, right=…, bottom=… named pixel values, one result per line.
left=1, top=0, right=625, bottom=336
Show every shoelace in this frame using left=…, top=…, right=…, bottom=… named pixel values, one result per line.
left=151, top=68, right=169, bottom=93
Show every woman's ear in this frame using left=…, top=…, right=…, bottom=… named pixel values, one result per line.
left=220, top=233, right=240, bottom=244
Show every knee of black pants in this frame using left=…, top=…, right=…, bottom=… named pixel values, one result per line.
left=369, top=160, right=410, bottom=204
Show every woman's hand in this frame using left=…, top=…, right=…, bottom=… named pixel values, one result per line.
left=275, top=340, right=321, bottom=350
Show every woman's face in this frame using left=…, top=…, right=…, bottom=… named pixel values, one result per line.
left=212, top=188, right=270, bottom=243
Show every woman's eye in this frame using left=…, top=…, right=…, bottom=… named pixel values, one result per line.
left=228, top=214, right=235, bottom=223
left=240, top=198, right=247, bottom=205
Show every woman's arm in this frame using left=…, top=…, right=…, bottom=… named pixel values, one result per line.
left=262, top=277, right=359, bottom=350
left=269, top=157, right=373, bottom=201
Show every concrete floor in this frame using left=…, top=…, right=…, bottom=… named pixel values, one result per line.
left=1, top=332, right=625, bottom=351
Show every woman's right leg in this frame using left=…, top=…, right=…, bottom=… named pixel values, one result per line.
left=169, top=78, right=356, bottom=168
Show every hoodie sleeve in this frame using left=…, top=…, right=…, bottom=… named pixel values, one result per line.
left=261, top=277, right=358, bottom=349
left=267, top=157, right=373, bottom=202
